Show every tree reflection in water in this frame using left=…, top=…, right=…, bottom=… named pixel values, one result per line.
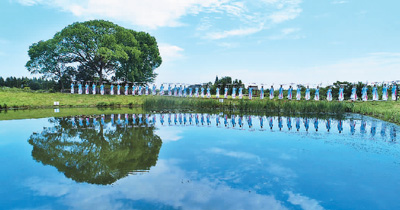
left=28, top=115, right=162, bottom=185
left=27, top=113, right=398, bottom=185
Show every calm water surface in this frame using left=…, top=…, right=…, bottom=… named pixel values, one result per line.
left=0, top=112, right=399, bottom=210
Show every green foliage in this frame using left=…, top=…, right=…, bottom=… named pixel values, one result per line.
left=116, top=31, right=162, bottom=83
left=210, top=76, right=243, bottom=95
left=96, top=102, right=108, bottom=107
left=26, top=38, right=75, bottom=91
left=26, top=20, right=162, bottom=85
left=0, top=76, right=57, bottom=91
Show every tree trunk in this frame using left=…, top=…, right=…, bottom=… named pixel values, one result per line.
left=99, top=67, right=103, bottom=84
left=61, top=81, right=64, bottom=93
left=59, top=67, right=64, bottom=92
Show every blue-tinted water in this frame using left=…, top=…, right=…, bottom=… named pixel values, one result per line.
left=0, top=113, right=399, bottom=210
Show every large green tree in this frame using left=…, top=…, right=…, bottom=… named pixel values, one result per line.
left=26, top=20, right=162, bottom=86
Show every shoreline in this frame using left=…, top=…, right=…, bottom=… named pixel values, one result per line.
left=0, top=91, right=399, bottom=124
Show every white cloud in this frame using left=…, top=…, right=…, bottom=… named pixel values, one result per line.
left=208, top=147, right=260, bottom=160
left=16, top=0, right=226, bottom=28
left=158, top=43, right=184, bottom=61
left=269, top=8, right=302, bottom=23
left=16, top=0, right=303, bottom=39
left=279, top=153, right=294, bottom=160
left=282, top=27, right=300, bottom=35
left=207, top=148, right=298, bottom=181
left=268, top=27, right=303, bottom=40
left=266, top=0, right=303, bottom=23
left=155, top=126, right=183, bottom=142
left=217, top=1, right=247, bottom=17
left=206, top=26, right=264, bottom=40
left=217, top=42, right=239, bottom=48
left=25, top=159, right=289, bottom=210
left=267, top=163, right=297, bottom=179
left=196, top=17, right=213, bottom=31
left=285, top=191, right=325, bottom=210
left=15, top=0, right=42, bottom=6
left=203, top=0, right=303, bottom=39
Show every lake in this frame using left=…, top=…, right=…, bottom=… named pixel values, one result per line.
left=0, top=111, right=399, bottom=210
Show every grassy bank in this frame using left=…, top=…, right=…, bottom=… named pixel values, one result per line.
left=351, top=101, right=400, bottom=124
left=0, top=87, right=144, bottom=109
left=0, top=107, right=146, bottom=121
left=1, top=88, right=399, bottom=124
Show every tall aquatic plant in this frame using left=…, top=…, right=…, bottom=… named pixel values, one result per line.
left=144, top=97, right=348, bottom=115
left=351, top=101, right=400, bottom=124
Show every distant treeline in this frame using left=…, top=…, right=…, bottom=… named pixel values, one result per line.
left=0, top=76, right=61, bottom=91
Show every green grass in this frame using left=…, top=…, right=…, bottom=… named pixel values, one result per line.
left=0, top=107, right=145, bottom=121
left=351, top=101, right=400, bottom=124
left=1, top=88, right=399, bottom=124
left=0, top=87, right=144, bottom=109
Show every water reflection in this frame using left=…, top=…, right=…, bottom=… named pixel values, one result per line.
left=1, top=112, right=399, bottom=210
left=46, top=113, right=399, bottom=140
left=350, top=119, right=356, bottom=135
left=28, top=115, right=162, bottom=185
left=338, top=120, right=343, bottom=133
left=28, top=113, right=399, bottom=185
left=144, top=114, right=388, bottom=141
left=326, top=119, right=331, bottom=132
left=313, top=118, right=318, bottom=132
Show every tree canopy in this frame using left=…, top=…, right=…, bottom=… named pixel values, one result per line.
left=28, top=116, right=162, bottom=185
left=26, top=20, right=162, bottom=89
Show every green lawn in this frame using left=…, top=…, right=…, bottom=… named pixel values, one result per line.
left=0, top=88, right=145, bottom=108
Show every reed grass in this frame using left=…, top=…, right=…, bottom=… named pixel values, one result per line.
left=143, top=96, right=222, bottom=110
left=143, top=97, right=349, bottom=115
left=351, top=101, right=400, bottom=124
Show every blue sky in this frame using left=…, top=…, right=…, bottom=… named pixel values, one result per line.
left=1, top=0, right=400, bottom=87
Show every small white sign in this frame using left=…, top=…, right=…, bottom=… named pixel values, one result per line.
left=54, top=101, right=59, bottom=106
left=219, top=99, right=224, bottom=103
